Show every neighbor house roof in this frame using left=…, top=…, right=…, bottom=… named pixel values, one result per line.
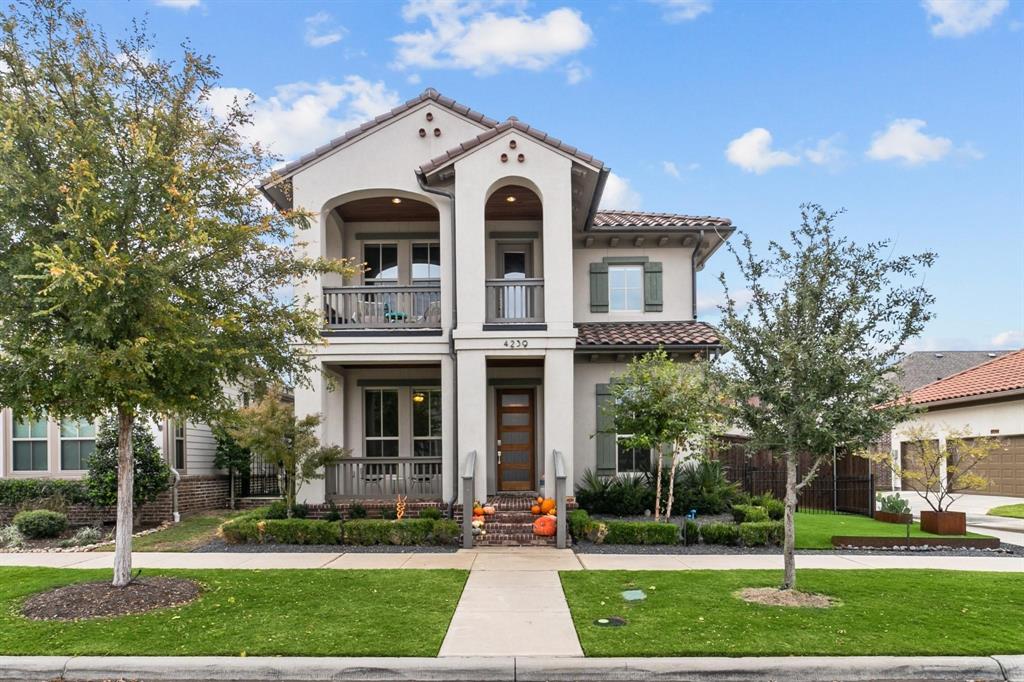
left=417, top=117, right=604, bottom=176
left=575, top=321, right=721, bottom=349
left=591, top=210, right=732, bottom=231
left=906, top=348, right=1024, bottom=406
left=894, top=351, right=1011, bottom=393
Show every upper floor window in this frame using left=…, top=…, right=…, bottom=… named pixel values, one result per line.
left=12, top=415, right=48, bottom=471
left=60, top=417, right=96, bottom=471
left=364, top=388, right=399, bottom=457
left=412, top=243, right=441, bottom=281
left=608, top=265, right=643, bottom=312
left=364, top=243, right=398, bottom=284
left=412, top=389, right=442, bottom=457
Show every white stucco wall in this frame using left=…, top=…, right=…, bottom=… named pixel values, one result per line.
left=571, top=359, right=631, bottom=489
left=573, top=245, right=695, bottom=322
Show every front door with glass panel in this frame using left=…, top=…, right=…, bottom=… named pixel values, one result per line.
left=496, top=389, right=535, bottom=491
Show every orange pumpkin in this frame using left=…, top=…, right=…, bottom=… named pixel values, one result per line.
left=530, top=504, right=541, bottom=515
left=482, top=506, right=496, bottom=515
left=536, top=496, right=544, bottom=505
left=533, top=515, right=556, bottom=536
left=540, top=498, right=556, bottom=514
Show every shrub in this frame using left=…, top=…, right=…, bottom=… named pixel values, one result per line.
left=85, top=416, right=170, bottom=508
left=574, top=469, right=614, bottom=513
left=0, top=524, right=26, bottom=549
left=739, top=520, right=784, bottom=546
left=347, top=502, right=368, bottom=520
left=13, top=509, right=68, bottom=539
left=760, top=498, right=785, bottom=521
left=58, top=525, right=105, bottom=548
left=419, top=507, right=442, bottom=520
left=700, top=522, right=740, bottom=546
left=0, top=479, right=90, bottom=506
left=391, top=519, right=435, bottom=545
left=220, top=517, right=341, bottom=545
left=604, top=520, right=678, bottom=545
left=343, top=519, right=393, bottom=546
left=731, top=504, right=768, bottom=523
left=568, top=509, right=591, bottom=540
left=264, top=500, right=289, bottom=519
left=677, top=459, right=741, bottom=515
left=680, top=518, right=699, bottom=546
left=382, top=508, right=397, bottom=520
left=291, top=503, right=309, bottom=519
left=323, top=503, right=342, bottom=523
left=575, top=469, right=652, bottom=516
left=877, top=493, right=910, bottom=515
left=431, top=519, right=460, bottom=545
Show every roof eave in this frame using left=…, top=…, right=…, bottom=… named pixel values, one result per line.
left=914, top=387, right=1024, bottom=410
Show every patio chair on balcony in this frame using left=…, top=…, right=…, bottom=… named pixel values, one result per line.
left=418, top=299, right=441, bottom=326
left=354, top=299, right=386, bottom=326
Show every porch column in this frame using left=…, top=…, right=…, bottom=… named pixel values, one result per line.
left=457, top=350, right=488, bottom=503
left=322, top=367, right=345, bottom=499
left=293, top=363, right=328, bottom=504
left=441, top=354, right=456, bottom=501
left=543, top=349, right=574, bottom=499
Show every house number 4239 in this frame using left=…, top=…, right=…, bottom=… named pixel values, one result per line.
left=503, top=339, right=528, bottom=349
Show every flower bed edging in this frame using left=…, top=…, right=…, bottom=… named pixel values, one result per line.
left=831, top=535, right=1000, bottom=550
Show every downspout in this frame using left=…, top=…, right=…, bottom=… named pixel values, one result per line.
left=416, top=170, right=460, bottom=518
left=170, top=467, right=181, bottom=524
left=691, top=229, right=705, bottom=321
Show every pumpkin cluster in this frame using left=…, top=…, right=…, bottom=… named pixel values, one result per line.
left=531, top=497, right=557, bottom=536
left=471, top=501, right=495, bottom=534
left=530, top=497, right=556, bottom=516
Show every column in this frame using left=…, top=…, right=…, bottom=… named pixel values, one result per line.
left=293, top=363, right=327, bottom=504
left=543, top=349, right=574, bottom=498
left=457, top=350, right=488, bottom=503
left=441, top=354, right=456, bottom=501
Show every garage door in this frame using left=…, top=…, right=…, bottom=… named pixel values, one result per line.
left=900, top=440, right=937, bottom=493
left=971, top=435, right=1024, bottom=497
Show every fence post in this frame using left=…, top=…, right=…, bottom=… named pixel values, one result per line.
left=868, top=470, right=875, bottom=518
left=461, top=450, right=477, bottom=549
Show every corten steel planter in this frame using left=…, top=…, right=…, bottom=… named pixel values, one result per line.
left=920, top=510, right=967, bottom=535
left=875, top=511, right=914, bottom=524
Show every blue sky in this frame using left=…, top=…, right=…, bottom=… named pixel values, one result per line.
left=85, top=0, right=1023, bottom=351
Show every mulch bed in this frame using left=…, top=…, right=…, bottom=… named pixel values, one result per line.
left=735, top=587, right=837, bottom=608
left=21, top=577, right=200, bottom=621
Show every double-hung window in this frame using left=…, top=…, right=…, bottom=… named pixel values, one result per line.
left=412, top=389, right=442, bottom=458
left=60, top=417, right=96, bottom=471
left=12, top=415, right=48, bottom=472
left=411, top=243, right=441, bottom=281
left=616, top=434, right=650, bottom=474
left=608, top=265, right=643, bottom=312
left=364, top=389, right=399, bottom=458
left=363, top=243, right=399, bottom=284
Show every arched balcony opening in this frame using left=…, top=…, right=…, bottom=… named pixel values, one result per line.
left=484, top=183, right=544, bottom=325
left=322, top=193, right=442, bottom=330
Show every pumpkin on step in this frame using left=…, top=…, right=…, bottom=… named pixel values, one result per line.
left=530, top=504, right=541, bottom=515
left=533, top=515, right=556, bottom=536
left=482, top=506, right=496, bottom=516
left=539, top=498, right=556, bottom=514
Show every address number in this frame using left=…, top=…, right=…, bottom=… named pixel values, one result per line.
left=503, top=339, right=529, bottom=349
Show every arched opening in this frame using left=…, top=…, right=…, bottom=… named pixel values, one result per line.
left=484, top=183, right=544, bottom=324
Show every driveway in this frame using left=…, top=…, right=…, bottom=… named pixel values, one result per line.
left=896, top=492, right=1024, bottom=545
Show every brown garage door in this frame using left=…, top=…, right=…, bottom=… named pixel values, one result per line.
left=900, top=440, right=937, bottom=493
left=971, top=435, right=1024, bottom=497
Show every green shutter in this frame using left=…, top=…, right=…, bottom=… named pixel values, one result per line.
left=590, top=262, right=609, bottom=313
left=644, top=261, right=663, bottom=312
left=595, top=383, right=616, bottom=476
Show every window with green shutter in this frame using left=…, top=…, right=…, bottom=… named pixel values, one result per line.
left=589, top=262, right=608, bottom=312
left=643, top=261, right=663, bottom=311
left=591, top=257, right=663, bottom=314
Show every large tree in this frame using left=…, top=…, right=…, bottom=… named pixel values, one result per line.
left=716, top=204, right=933, bottom=590
left=0, top=1, right=355, bottom=586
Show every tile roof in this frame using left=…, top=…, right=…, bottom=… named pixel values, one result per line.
left=907, top=348, right=1024, bottom=405
left=575, top=321, right=721, bottom=348
left=417, top=118, right=604, bottom=175
left=893, top=351, right=1011, bottom=393
left=591, top=210, right=733, bottom=231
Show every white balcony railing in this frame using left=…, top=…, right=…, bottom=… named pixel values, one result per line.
left=322, top=285, right=441, bottom=329
left=485, top=278, right=544, bottom=324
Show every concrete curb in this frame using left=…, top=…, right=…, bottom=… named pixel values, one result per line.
left=0, top=655, right=1018, bottom=682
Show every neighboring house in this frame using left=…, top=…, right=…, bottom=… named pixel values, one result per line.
left=891, top=348, right=1024, bottom=497
left=259, top=89, right=733, bottom=505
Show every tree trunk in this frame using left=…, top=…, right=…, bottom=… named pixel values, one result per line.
left=664, top=446, right=679, bottom=520
left=112, top=406, right=135, bottom=588
left=653, top=449, right=664, bottom=522
left=781, top=452, right=798, bottom=591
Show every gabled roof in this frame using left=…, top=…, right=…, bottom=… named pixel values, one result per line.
left=575, top=321, right=721, bottom=349
left=907, top=348, right=1024, bottom=406
left=417, top=117, right=604, bottom=176
left=591, top=210, right=732, bottom=231
left=894, top=350, right=1011, bottom=393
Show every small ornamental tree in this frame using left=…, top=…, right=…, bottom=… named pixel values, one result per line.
left=229, top=386, right=349, bottom=515
left=606, top=349, right=725, bottom=521
left=716, top=204, right=934, bottom=590
left=86, top=416, right=170, bottom=514
left=212, top=419, right=251, bottom=510
left=0, top=2, right=357, bottom=586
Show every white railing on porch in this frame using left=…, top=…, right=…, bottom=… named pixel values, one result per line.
left=327, top=457, right=443, bottom=499
left=485, top=279, right=544, bottom=323
left=322, top=285, right=441, bottom=329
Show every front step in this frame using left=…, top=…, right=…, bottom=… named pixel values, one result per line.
left=469, top=494, right=566, bottom=547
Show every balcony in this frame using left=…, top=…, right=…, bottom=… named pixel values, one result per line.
left=485, top=278, right=545, bottom=324
left=327, top=457, right=443, bottom=499
left=323, top=285, right=441, bottom=329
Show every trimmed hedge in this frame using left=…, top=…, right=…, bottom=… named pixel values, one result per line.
left=419, top=507, right=442, bottom=520
left=343, top=519, right=459, bottom=546
left=431, top=519, right=460, bottom=545
left=699, top=522, right=740, bottom=546
left=0, top=479, right=90, bottom=506
left=680, top=518, right=700, bottom=546
left=220, top=517, right=341, bottom=545
left=739, top=520, right=784, bottom=546
left=732, top=504, right=769, bottom=523
left=568, top=509, right=591, bottom=540
left=13, top=509, right=69, bottom=539
left=604, top=520, right=678, bottom=545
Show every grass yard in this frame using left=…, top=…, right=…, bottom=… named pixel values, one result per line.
left=98, top=510, right=241, bottom=552
left=0, top=567, right=467, bottom=656
left=561, top=569, right=1024, bottom=657
left=988, top=503, right=1024, bottom=519
left=794, top=511, right=988, bottom=549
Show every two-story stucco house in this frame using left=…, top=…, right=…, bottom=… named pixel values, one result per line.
left=259, top=89, right=734, bottom=517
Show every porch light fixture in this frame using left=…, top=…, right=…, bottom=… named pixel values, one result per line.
left=391, top=197, right=402, bottom=204
left=412, top=391, right=426, bottom=404
left=506, top=195, right=516, bottom=203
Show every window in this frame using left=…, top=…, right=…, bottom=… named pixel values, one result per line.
left=363, top=243, right=399, bottom=283
left=12, top=415, right=48, bottom=471
left=364, top=389, right=399, bottom=457
left=616, top=434, right=650, bottom=474
left=412, top=389, right=442, bottom=458
left=412, top=243, right=441, bottom=281
left=608, top=265, right=643, bottom=312
left=60, top=417, right=96, bottom=470
left=171, top=421, right=186, bottom=470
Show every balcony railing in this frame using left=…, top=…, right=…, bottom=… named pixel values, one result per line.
left=323, top=285, right=441, bottom=329
left=327, top=457, right=443, bottom=499
left=485, top=278, right=544, bottom=323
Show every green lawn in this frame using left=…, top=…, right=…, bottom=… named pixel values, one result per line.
left=561, top=569, right=1024, bottom=657
left=98, top=510, right=241, bottom=552
left=988, top=503, right=1024, bottom=519
left=794, top=511, right=987, bottom=549
left=0, top=567, right=467, bottom=656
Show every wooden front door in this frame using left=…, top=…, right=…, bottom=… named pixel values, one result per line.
left=496, top=389, right=535, bottom=491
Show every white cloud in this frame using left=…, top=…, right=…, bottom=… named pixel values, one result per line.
left=208, top=77, right=401, bottom=160
left=866, top=119, right=952, bottom=165
left=650, top=0, right=713, bottom=22
left=565, top=60, right=590, bottom=85
left=805, top=134, right=845, bottom=169
left=922, top=0, right=1008, bottom=37
left=154, top=0, right=200, bottom=9
left=697, top=288, right=752, bottom=316
left=992, top=330, right=1024, bottom=348
left=956, top=142, right=985, bottom=160
left=662, top=161, right=681, bottom=179
left=393, top=0, right=593, bottom=75
left=600, top=172, right=642, bottom=210
left=725, top=128, right=800, bottom=174
left=305, top=12, right=347, bottom=48
left=407, top=73, right=423, bottom=85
